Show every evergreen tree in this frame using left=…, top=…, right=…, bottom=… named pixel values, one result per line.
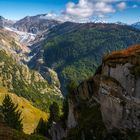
left=35, top=118, right=47, bottom=136
left=2, top=95, right=23, bottom=131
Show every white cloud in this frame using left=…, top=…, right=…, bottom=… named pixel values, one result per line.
left=94, top=2, right=116, bottom=14
left=63, top=0, right=117, bottom=22
left=117, top=2, right=127, bottom=10
left=41, top=0, right=138, bottom=23
left=65, top=0, right=93, bottom=18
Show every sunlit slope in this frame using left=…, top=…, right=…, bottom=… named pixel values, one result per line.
left=0, top=87, right=48, bottom=134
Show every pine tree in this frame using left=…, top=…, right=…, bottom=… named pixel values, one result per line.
left=35, top=118, right=47, bottom=136
left=2, top=95, right=23, bottom=131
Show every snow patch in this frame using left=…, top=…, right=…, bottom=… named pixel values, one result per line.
left=4, top=27, right=36, bottom=45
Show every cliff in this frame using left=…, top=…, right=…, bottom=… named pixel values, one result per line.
left=101, top=44, right=140, bottom=131
left=49, top=45, right=140, bottom=140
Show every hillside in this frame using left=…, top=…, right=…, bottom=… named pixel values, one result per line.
left=0, top=17, right=63, bottom=138
left=0, top=108, right=48, bottom=140
left=0, top=87, right=48, bottom=134
left=0, top=49, right=62, bottom=111
left=29, top=22, right=140, bottom=94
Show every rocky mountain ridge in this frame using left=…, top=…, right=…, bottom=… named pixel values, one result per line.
left=13, top=14, right=61, bottom=34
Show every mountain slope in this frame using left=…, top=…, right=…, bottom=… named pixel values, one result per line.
left=29, top=22, right=140, bottom=94
left=0, top=49, right=62, bottom=111
left=0, top=108, right=48, bottom=139
left=13, top=14, right=61, bottom=34
left=0, top=18, right=63, bottom=136
left=0, top=87, right=48, bottom=134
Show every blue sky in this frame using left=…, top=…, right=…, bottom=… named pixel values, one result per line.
left=0, top=0, right=139, bottom=24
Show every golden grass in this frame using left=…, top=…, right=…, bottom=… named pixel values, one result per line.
left=0, top=87, right=48, bottom=134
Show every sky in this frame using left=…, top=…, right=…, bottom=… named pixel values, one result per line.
left=0, top=0, right=140, bottom=24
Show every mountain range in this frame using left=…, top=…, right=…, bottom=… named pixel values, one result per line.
left=0, top=14, right=140, bottom=139
left=1, top=15, right=140, bottom=31
left=1, top=14, right=140, bottom=94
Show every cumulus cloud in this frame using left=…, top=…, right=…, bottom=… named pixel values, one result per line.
left=61, top=0, right=118, bottom=22
left=62, top=0, right=129, bottom=22
left=42, top=0, right=138, bottom=22
left=117, top=2, right=127, bottom=10
left=65, top=0, right=115, bottom=18
left=65, top=0, right=93, bottom=18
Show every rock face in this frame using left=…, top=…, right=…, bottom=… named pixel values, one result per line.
left=54, top=45, right=140, bottom=140
left=101, top=45, right=140, bottom=131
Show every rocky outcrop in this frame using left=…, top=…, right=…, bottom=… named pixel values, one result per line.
left=101, top=45, right=140, bottom=131
left=56, top=45, right=140, bottom=140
